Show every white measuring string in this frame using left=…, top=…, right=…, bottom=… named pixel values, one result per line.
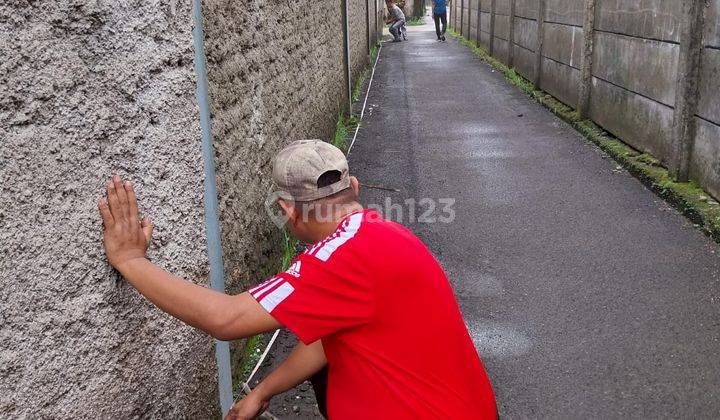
left=245, top=329, right=281, bottom=387
left=348, top=43, right=383, bottom=154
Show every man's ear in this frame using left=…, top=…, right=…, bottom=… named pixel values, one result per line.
left=350, top=176, right=360, bottom=198
left=278, top=199, right=299, bottom=224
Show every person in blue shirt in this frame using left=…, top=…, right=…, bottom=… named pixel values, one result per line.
left=432, top=0, right=447, bottom=41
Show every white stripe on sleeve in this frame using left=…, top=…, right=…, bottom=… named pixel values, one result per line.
left=258, top=282, right=295, bottom=312
left=250, top=276, right=283, bottom=298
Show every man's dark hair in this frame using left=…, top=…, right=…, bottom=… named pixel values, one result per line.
left=316, top=170, right=342, bottom=188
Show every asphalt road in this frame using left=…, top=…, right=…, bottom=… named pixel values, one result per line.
left=347, top=20, right=720, bottom=419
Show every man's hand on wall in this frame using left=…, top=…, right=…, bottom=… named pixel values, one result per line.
left=98, top=174, right=153, bottom=271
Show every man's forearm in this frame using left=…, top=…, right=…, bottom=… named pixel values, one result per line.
left=117, top=258, right=236, bottom=335
left=253, top=341, right=327, bottom=400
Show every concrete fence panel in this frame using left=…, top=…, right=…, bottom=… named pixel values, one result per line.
left=589, top=77, right=675, bottom=162
left=541, top=58, right=582, bottom=106
left=705, top=0, right=720, bottom=47
left=698, top=49, right=720, bottom=126
left=691, top=118, right=720, bottom=200
left=592, top=32, right=679, bottom=107
left=496, top=0, right=512, bottom=15
left=514, top=0, right=538, bottom=19
left=470, top=0, right=481, bottom=41
left=543, top=22, right=584, bottom=69
left=595, top=0, right=682, bottom=43
left=514, top=16, right=538, bottom=50
left=545, top=0, right=585, bottom=26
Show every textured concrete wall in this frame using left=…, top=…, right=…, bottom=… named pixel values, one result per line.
left=0, top=0, right=219, bottom=418
left=1, top=0, right=377, bottom=418
left=350, top=0, right=370, bottom=80
left=201, top=1, right=351, bottom=292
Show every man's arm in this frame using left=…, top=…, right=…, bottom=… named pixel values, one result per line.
left=225, top=341, right=327, bottom=420
left=98, top=174, right=281, bottom=340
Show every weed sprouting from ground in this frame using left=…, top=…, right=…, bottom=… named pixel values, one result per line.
left=332, top=111, right=350, bottom=150
left=406, top=16, right=425, bottom=26
left=281, top=230, right=299, bottom=270
left=352, top=68, right=369, bottom=102
left=335, top=44, right=378, bottom=151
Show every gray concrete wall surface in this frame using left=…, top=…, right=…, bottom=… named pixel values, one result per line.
left=450, top=0, right=720, bottom=201
left=0, top=1, right=218, bottom=418
left=1, top=0, right=378, bottom=418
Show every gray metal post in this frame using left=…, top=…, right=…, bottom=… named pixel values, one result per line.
left=489, top=0, right=496, bottom=55
left=366, top=0, right=371, bottom=54
left=533, top=0, right=546, bottom=88
left=342, top=0, right=352, bottom=115
left=671, top=0, right=706, bottom=181
left=190, top=0, right=233, bottom=415
left=577, top=0, right=596, bottom=118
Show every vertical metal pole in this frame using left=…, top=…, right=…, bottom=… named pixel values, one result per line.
left=190, top=0, right=232, bottom=416
left=533, top=0, right=546, bottom=88
left=366, top=0, right=371, bottom=54
left=577, top=0, right=596, bottom=118
left=342, top=0, right=352, bottom=115
left=671, top=0, right=706, bottom=181
left=489, top=0, right=496, bottom=54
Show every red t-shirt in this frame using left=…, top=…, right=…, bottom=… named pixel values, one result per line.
left=250, top=209, right=496, bottom=419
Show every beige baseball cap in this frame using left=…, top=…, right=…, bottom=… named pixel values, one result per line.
left=270, top=139, right=350, bottom=202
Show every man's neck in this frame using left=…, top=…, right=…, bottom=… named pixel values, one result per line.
left=309, top=202, right=364, bottom=242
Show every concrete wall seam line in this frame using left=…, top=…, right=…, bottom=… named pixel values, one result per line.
left=191, top=0, right=233, bottom=415
left=342, top=0, right=352, bottom=116
left=671, top=0, right=707, bottom=181
left=578, top=0, right=596, bottom=118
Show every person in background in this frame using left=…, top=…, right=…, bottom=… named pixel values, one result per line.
left=385, top=0, right=406, bottom=42
left=432, top=0, right=447, bottom=41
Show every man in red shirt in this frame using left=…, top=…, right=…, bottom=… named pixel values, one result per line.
left=98, top=140, right=496, bottom=419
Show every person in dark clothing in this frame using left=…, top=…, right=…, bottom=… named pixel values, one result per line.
left=432, top=0, right=447, bottom=41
